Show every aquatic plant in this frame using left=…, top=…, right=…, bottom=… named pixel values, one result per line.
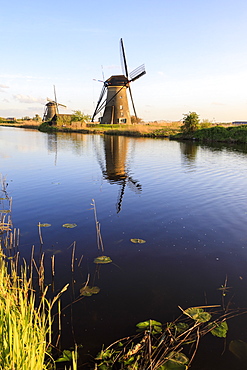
left=94, top=304, right=244, bottom=369
left=80, top=285, right=100, bottom=297
left=130, top=238, right=146, bottom=244
left=0, top=175, right=77, bottom=370
left=94, top=255, right=112, bottom=264
left=62, top=223, right=77, bottom=228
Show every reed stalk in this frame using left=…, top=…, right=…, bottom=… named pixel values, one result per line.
left=0, top=175, right=76, bottom=370
left=0, top=253, right=52, bottom=369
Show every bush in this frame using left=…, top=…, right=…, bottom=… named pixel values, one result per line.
left=71, top=110, right=91, bottom=122
left=181, top=112, right=200, bottom=133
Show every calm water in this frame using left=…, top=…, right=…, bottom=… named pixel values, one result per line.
left=1, top=126, right=247, bottom=369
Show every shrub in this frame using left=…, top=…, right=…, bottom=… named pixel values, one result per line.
left=181, top=112, right=200, bottom=133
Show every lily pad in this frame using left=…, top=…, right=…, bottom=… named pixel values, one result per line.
left=210, top=321, right=228, bottom=338
left=38, top=223, right=51, bottom=227
left=80, top=285, right=100, bottom=297
left=62, top=223, right=77, bottom=228
left=94, top=255, right=112, bottom=264
left=159, top=351, right=189, bottom=370
left=184, top=307, right=211, bottom=323
left=55, top=349, right=78, bottom=362
left=169, top=322, right=189, bottom=335
left=136, top=319, right=162, bottom=334
left=167, top=351, right=189, bottom=365
left=130, top=238, right=146, bottom=244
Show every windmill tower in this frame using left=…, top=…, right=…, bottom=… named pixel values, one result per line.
left=103, top=135, right=142, bottom=212
left=43, top=85, right=66, bottom=122
left=92, top=38, right=146, bottom=124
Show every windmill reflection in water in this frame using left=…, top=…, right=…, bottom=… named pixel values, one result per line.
left=96, top=135, right=142, bottom=213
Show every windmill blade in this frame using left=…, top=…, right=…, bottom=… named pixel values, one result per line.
left=128, top=86, right=138, bottom=120
left=92, top=85, right=107, bottom=121
left=57, top=103, right=67, bottom=108
left=129, top=64, right=146, bottom=82
left=127, top=177, right=142, bottom=194
left=101, top=65, right=105, bottom=81
left=120, top=38, right=129, bottom=78
left=53, top=85, right=59, bottom=115
left=53, top=85, right=57, bottom=104
left=116, top=182, right=126, bottom=213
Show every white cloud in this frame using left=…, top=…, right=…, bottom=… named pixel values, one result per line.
left=13, top=94, right=45, bottom=104
left=0, top=84, right=9, bottom=88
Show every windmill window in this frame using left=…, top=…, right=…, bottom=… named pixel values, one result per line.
left=120, top=105, right=123, bottom=110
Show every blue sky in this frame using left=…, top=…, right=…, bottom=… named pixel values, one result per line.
left=1, top=0, right=247, bottom=122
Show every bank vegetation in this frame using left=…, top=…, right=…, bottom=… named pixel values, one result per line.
left=2, top=114, right=247, bottom=144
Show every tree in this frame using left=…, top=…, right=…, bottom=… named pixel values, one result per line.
left=131, top=115, right=143, bottom=124
left=71, top=110, right=91, bottom=122
left=181, top=112, right=200, bottom=133
left=33, top=114, right=42, bottom=122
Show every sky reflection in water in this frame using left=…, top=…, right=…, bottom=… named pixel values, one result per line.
left=1, top=127, right=247, bottom=368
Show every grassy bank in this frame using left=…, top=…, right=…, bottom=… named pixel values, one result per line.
left=38, top=121, right=182, bottom=137
left=1, top=120, right=182, bottom=137
left=3, top=120, right=247, bottom=144
left=171, top=125, right=247, bottom=144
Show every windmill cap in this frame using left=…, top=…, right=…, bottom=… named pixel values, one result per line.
left=106, top=75, right=129, bottom=86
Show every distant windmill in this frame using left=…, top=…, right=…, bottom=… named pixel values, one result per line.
left=92, top=38, right=146, bottom=124
left=43, top=85, right=66, bottom=121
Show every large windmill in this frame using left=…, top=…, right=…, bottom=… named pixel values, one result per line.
left=43, top=85, right=66, bottom=121
left=92, top=38, right=146, bottom=124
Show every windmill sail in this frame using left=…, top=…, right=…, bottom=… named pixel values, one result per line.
left=129, top=64, right=146, bottom=82
left=43, top=86, right=66, bottom=121
left=92, top=38, right=146, bottom=124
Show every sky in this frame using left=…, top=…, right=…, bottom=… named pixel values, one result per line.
left=1, top=0, right=247, bottom=123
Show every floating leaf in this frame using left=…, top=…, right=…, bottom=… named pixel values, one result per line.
left=38, top=223, right=51, bottom=227
left=136, top=319, right=162, bottom=334
left=229, top=340, right=247, bottom=362
left=158, top=363, right=187, bottom=370
left=159, top=351, right=189, bottom=370
left=210, top=321, right=228, bottom=338
left=80, top=286, right=100, bottom=297
left=130, top=238, right=146, bottom=244
left=94, top=255, right=112, bottom=264
left=184, top=307, right=211, bottom=323
left=167, top=351, right=189, bottom=365
left=169, top=322, right=189, bottom=335
left=55, top=349, right=78, bottom=362
left=95, top=349, right=115, bottom=361
left=62, top=223, right=77, bottom=228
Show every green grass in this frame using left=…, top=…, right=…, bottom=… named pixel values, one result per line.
left=0, top=176, right=75, bottom=370
left=172, top=125, right=247, bottom=143
left=0, top=256, right=52, bottom=370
